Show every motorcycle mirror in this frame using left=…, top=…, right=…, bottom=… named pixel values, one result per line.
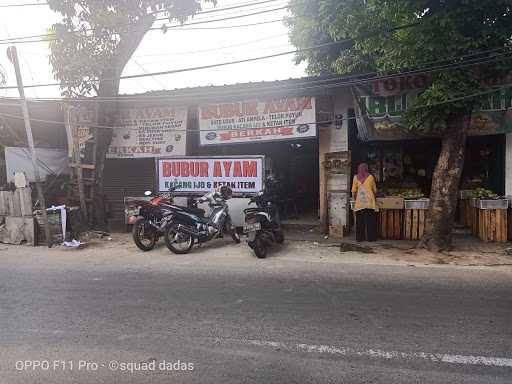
left=144, top=190, right=152, bottom=196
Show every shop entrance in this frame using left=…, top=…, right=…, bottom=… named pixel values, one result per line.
left=198, top=139, right=320, bottom=222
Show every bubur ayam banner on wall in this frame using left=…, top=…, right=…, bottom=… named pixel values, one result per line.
left=198, top=97, right=316, bottom=145
left=352, top=74, right=512, bottom=140
left=107, top=106, right=187, bottom=158
left=70, top=106, right=187, bottom=158
left=157, top=156, right=264, bottom=194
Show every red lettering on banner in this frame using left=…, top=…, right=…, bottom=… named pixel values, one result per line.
left=201, top=100, right=259, bottom=119
left=223, top=161, right=232, bottom=177
left=263, top=97, right=312, bottom=113
left=243, top=161, right=257, bottom=177
left=190, top=162, right=200, bottom=177
left=200, top=162, right=209, bottom=177
left=219, top=127, right=297, bottom=141
left=233, top=161, right=242, bottom=177
left=162, top=162, right=171, bottom=177
left=180, top=162, right=190, bottom=177
left=213, top=161, right=222, bottom=177
left=172, top=162, right=180, bottom=177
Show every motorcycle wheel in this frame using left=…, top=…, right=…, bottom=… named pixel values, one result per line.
left=253, top=238, right=267, bottom=259
left=132, top=219, right=157, bottom=251
left=275, top=231, right=285, bottom=244
left=231, top=228, right=241, bottom=244
left=164, top=225, right=194, bottom=254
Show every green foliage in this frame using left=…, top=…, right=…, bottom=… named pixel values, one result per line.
left=287, top=0, right=512, bottom=134
left=47, top=0, right=215, bottom=97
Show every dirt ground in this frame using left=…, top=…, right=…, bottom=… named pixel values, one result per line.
left=1, top=229, right=512, bottom=270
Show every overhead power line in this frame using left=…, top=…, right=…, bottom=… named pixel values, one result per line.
left=2, top=83, right=512, bottom=132
left=0, top=2, right=47, bottom=7
left=0, top=1, right=286, bottom=44
left=0, top=21, right=505, bottom=92
left=1, top=48, right=510, bottom=104
left=133, top=33, right=286, bottom=57
left=14, top=49, right=512, bottom=103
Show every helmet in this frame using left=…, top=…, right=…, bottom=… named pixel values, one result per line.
left=220, top=185, right=233, bottom=200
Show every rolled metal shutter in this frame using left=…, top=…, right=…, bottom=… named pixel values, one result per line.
left=103, top=158, right=156, bottom=230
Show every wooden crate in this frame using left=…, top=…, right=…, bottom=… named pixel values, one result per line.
left=404, top=208, right=426, bottom=240
left=475, top=208, right=507, bottom=242
left=458, top=198, right=473, bottom=228
left=471, top=206, right=479, bottom=236
left=378, top=209, right=403, bottom=240
left=508, top=208, right=512, bottom=241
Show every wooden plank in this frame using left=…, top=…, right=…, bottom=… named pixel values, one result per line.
left=69, top=163, right=96, bottom=170
left=412, top=209, right=419, bottom=240
left=495, top=209, right=501, bottom=242
left=498, top=209, right=507, bottom=242
left=490, top=210, right=496, bottom=242
left=393, top=210, right=401, bottom=240
left=380, top=210, right=386, bottom=239
left=418, top=209, right=426, bottom=239
left=502, top=210, right=508, bottom=242
left=388, top=210, right=395, bottom=240
left=404, top=209, right=412, bottom=240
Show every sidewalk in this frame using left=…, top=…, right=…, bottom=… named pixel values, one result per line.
left=284, top=226, right=512, bottom=267
left=1, top=228, right=511, bottom=270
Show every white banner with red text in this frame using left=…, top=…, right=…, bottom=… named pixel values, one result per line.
left=157, top=156, right=264, bottom=194
left=107, top=106, right=187, bottom=158
left=198, top=97, right=316, bottom=145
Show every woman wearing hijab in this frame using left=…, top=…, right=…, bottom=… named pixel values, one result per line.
left=351, top=163, right=378, bottom=242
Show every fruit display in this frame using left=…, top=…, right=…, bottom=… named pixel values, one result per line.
left=386, top=188, right=425, bottom=199
left=470, top=188, right=498, bottom=199
left=399, top=189, right=425, bottom=199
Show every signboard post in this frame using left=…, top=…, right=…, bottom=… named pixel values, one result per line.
left=156, top=156, right=265, bottom=195
left=198, top=97, right=316, bottom=145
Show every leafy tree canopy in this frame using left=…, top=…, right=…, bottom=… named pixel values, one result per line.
left=47, top=0, right=215, bottom=97
left=287, top=0, right=512, bottom=133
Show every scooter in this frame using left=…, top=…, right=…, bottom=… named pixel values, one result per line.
left=131, top=186, right=178, bottom=251
left=164, top=187, right=241, bottom=254
left=243, top=190, right=284, bottom=258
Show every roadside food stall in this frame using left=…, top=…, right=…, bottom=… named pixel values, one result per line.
left=350, top=75, right=509, bottom=242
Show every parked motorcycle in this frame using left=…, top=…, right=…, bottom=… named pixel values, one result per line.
left=164, top=186, right=241, bottom=254
left=243, top=189, right=284, bottom=258
left=131, top=186, right=178, bottom=251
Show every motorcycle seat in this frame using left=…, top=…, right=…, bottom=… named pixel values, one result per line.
left=179, top=206, right=206, bottom=217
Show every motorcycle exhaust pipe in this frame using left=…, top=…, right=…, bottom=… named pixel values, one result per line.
left=176, top=224, right=200, bottom=237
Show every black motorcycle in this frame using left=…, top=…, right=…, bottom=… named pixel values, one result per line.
left=131, top=186, right=178, bottom=251
left=164, top=186, right=241, bottom=254
left=243, top=190, right=284, bottom=258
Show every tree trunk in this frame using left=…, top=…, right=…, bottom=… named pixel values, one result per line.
left=420, top=111, right=471, bottom=252
left=91, top=70, right=119, bottom=230
left=91, top=16, right=155, bottom=230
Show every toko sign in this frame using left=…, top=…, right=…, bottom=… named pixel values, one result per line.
left=157, top=156, right=264, bottom=194
left=198, top=97, right=316, bottom=145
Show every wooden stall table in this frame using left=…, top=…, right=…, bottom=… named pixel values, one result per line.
left=377, top=197, right=404, bottom=240
left=472, top=199, right=508, bottom=242
left=403, top=199, right=429, bottom=240
left=458, top=190, right=473, bottom=228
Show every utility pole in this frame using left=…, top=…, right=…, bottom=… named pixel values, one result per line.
left=7, top=46, right=52, bottom=247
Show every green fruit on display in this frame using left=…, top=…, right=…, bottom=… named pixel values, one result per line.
left=470, top=188, right=498, bottom=199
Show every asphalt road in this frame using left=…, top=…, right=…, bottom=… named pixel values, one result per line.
left=0, top=241, right=511, bottom=383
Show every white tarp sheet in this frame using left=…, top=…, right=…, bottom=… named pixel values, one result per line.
left=4, top=147, right=70, bottom=182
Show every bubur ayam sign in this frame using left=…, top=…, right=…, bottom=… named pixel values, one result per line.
left=107, top=106, right=187, bottom=158
left=198, top=97, right=316, bottom=145
left=157, top=157, right=264, bottom=194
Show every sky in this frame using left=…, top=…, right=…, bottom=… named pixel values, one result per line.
left=0, top=0, right=307, bottom=99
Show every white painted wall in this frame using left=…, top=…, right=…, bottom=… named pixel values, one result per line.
left=505, top=134, right=512, bottom=195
